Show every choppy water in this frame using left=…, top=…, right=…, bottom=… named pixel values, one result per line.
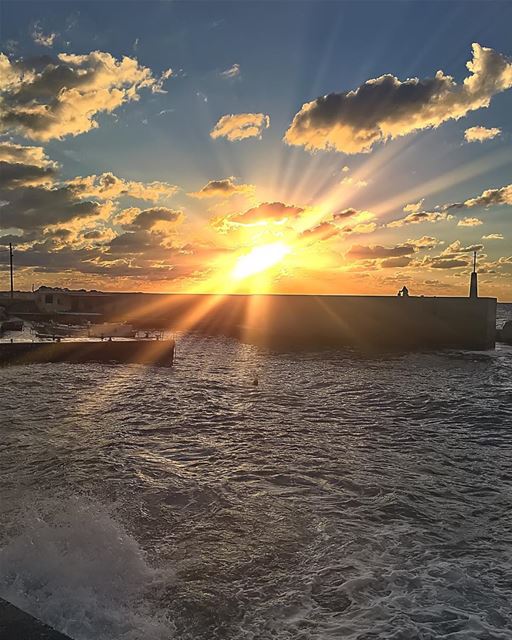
left=1, top=305, right=512, bottom=640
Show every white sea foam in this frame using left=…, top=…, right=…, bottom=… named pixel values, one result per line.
left=0, top=496, right=175, bottom=640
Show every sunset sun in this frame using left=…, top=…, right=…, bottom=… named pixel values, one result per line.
left=231, top=242, right=291, bottom=280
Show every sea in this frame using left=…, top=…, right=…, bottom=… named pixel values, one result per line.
left=0, top=304, right=511, bottom=640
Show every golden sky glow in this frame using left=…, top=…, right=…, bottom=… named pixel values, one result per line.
left=1, top=2, right=512, bottom=300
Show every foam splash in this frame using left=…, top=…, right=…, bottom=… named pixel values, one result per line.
left=0, top=496, right=175, bottom=640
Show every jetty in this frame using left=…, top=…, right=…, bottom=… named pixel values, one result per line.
left=0, top=339, right=175, bottom=366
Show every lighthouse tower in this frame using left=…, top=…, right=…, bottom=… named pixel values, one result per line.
left=469, top=250, right=478, bottom=298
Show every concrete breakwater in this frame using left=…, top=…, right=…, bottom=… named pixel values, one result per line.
left=1, top=293, right=497, bottom=350
left=0, top=339, right=175, bottom=366
left=104, top=294, right=497, bottom=350
left=0, top=598, right=72, bottom=639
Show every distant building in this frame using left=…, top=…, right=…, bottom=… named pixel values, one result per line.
left=34, top=287, right=111, bottom=316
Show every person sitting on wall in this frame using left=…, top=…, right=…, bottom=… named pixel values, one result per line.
left=399, top=286, right=409, bottom=297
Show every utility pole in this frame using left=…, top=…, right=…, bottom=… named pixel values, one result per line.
left=9, top=242, right=14, bottom=299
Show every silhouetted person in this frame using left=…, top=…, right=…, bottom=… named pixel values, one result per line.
left=399, top=286, right=409, bottom=297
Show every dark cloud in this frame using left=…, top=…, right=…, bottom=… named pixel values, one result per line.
left=82, top=229, right=104, bottom=240
left=346, top=243, right=416, bottom=260
left=107, top=230, right=167, bottom=255
left=380, top=256, right=412, bottom=268
left=0, top=160, right=57, bottom=188
left=285, top=44, right=512, bottom=154
left=333, top=208, right=358, bottom=220
left=0, top=237, right=190, bottom=281
left=121, top=207, right=183, bottom=231
left=0, top=183, right=106, bottom=230
left=388, top=211, right=451, bottom=228
left=429, top=258, right=469, bottom=269
left=189, top=177, right=254, bottom=199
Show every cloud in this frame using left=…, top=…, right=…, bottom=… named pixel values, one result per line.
left=390, top=181, right=512, bottom=228
left=0, top=141, right=56, bottom=167
left=0, top=183, right=111, bottom=230
left=464, top=125, right=501, bottom=143
left=32, top=22, right=58, bottom=47
left=340, top=176, right=368, bottom=189
left=284, top=44, right=512, bottom=154
left=298, top=208, right=375, bottom=244
left=428, top=257, right=469, bottom=269
left=0, top=236, right=191, bottom=281
left=229, top=201, right=303, bottom=225
left=68, top=172, right=178, bottom=201
left=462, top=184, right=512, bottom=208
left=388, top=210, right=452, bottom=227
left=220, top=63, right=240, bottom=79
left=0, top=141, right=181, bottom=239
left=82, top=228, right=112, bottom=241
left=0, top=50, right=166, bottom=140
left=299, top=221, right=340, bottom=243
left=403, top=199, right=424, bottom=213
left=380, top=256, right=412, bottom=268
left=457, top=217, right=483, bottom=226
left=443, top=240, right=483, bottom=254
left=406, top=235, right=440, bottom=249
left=210, top=113, right=270, bottom=141
left=116, top=206, right=184, bottom=231
left=188, top=177, right=254, bottom=199
left=482, top=233, right=504, bottom=240
left=346, top=243, right=416, bottom=260
left=0, top=161, right=57, bottom=188
left=419, top=241, right=482, bottom=270
left=0, top=142, right=61, bottom=188
left=107, top=230, right=170, bottom=255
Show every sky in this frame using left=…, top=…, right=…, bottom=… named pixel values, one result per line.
left=0, top=0, right=511, bottom=299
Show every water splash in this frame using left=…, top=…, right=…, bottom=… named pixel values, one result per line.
left=0, top=495, right=175, bottom=640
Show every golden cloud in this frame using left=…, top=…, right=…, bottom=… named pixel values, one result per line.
left=284, top=44, right=512, bottom=154
left=69, top=172, right=178, bottom=201
left=464, top=125, right=501, bottom=143
left=210, top=113, right=270, bottom=141
left=388, top=211, right=452, bottom=228
left=0, top=141, right=56, bottom=167
left=0, top=50, right=169, bottom=140
left=188, top=177, right=254, bottom=199
left=403, top=199, right=424, bottom=213
left=457, top=217, right=483, bottom=226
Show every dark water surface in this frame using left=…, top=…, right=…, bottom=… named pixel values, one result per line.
left=1, top=305, right=512, bottom=640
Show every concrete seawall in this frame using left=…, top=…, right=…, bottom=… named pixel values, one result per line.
left=104, top=294, right=496, bottom=350
left=2, top=294, right=497, bottom=351
left=0, top=598, right=72, bottom=639
left=0, top=339, right=175, bottom=366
